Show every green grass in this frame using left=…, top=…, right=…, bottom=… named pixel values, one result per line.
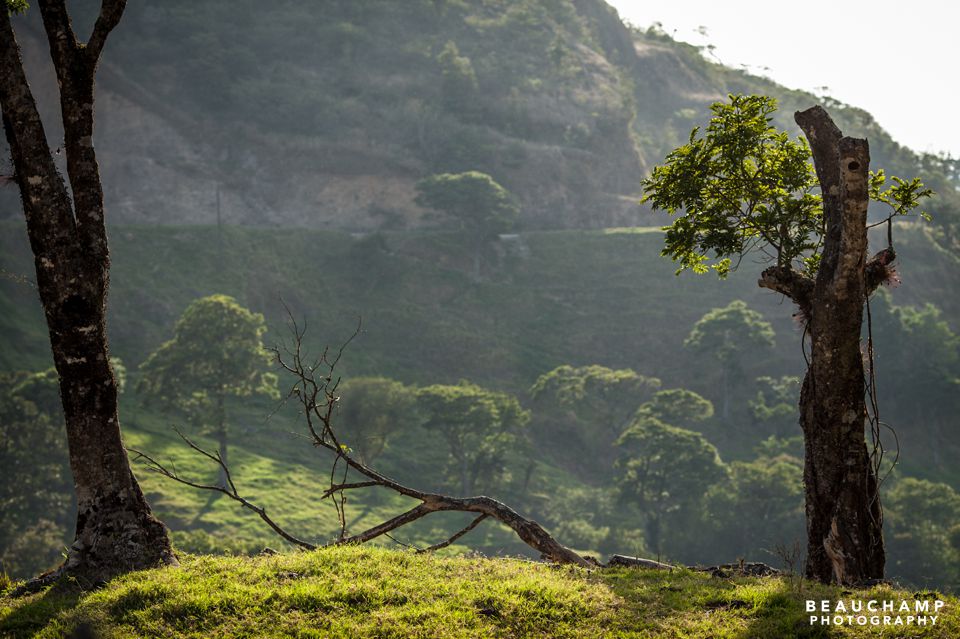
left=2, top=546, right=958, bottom=638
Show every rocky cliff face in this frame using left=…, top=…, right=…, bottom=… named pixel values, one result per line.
left=0, top=0, right=921, bottom=230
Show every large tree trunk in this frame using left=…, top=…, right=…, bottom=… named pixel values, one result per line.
left=794, top=108, right=884, bottom=584
left=0, top=2, right=175, bottom=587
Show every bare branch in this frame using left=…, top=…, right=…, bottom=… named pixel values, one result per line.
left=418, top=514, right=489, bottom=553
left=337, top=503, right=435, bottom=545
left=128, top=433, right=317, bottom=551
left=144, top=314, right=593, bottom=568
left=322, top=481, right=380, bottom=499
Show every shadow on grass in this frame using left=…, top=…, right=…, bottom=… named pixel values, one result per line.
left=189, top=490, right=223, bottom=527
left=733, top=578, right=838, bottom=639
left=597, top=567, right=841, bottom=639
left=0, top=584, right=83, bottom=639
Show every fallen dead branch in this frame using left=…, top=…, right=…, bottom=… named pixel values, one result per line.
left=131, top=315, right=592, bottom=568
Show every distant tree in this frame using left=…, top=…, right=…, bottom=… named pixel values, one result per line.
left=139, top=295, right=278, bottom=486
left=0, top=0, right=176, bottom=584
left=637, top=388, right=713, bottom=430
left=530, top=364, right=661, bottom=436
left=701, top=454, right=804, bottom=563
left=749, top=375, right=800, bottom=438
left=416, top=381, right=529, bottom=495
left=415, top=171, right=519, bottom=281
left=0, top=372, right=72, bottom=579
left=884, top=478, right=960, bottom=589
left=336, top=377, right=417, bottom=464
left=615, top=416, right=726, bottom=555
left=684, top=300, right=774, bottom=420
left=643, top=94, right=931, bottom=583
left=529, top=365, right=661, bottom=477
left=871, top=293, right=960, bottom=469
left=436, top=40, right=478, bottom=113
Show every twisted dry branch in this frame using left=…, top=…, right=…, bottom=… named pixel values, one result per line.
left=132, top=315, right=591, bottom=568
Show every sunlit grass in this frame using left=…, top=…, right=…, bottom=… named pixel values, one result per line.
left=2, top=547, right=958, bottom=638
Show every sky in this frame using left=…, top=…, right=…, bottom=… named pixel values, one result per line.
left=607, top=0, right=960, bottom=158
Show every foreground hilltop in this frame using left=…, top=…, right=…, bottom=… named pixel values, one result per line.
left=0, top=0, right=924, bottom=230
left=1, top=546, right=957, bottom=638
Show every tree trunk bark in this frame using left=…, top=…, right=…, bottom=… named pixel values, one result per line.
left=794, top=107, right=884, bottom=584
left=0, top=2, right=175, bottom=587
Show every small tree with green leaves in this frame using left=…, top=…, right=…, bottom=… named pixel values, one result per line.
left=416, top=381, right=529, bottom=496
left=885, top=478, right=960, bottom=590
left=529, top=364, right=661, bottom=477
left=529, top=364, right=661, bottom=436
left=637, top=388, right=714, bottom=430
left=615, top=415, right=726, bottom=556
left=643, top=94, right=932, bottom=584
left=700, top=453, right=804, bottom=564
left=750, top=375, right=801, bottom=439
left=415, top=171, right=519, bottom=281
left=138, top=295, right=278, bottom=486
left=336, top=377, right=417, bottom=464
left=685, top=300, right=775, bottom=420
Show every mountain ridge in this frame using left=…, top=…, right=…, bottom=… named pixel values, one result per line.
left=0, top=0, right=934, bottom=230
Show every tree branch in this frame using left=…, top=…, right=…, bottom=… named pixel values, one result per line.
left=128, top=430, right=317, bottom=551
left=758, top=265, right=814, bottom=310
left=0, top=11, right=77, bottom=262
left=86, top=0, right=127, bottom=62
left=140, top=316, right=594, bottom=568
left=419, top=514, right=489, bottom=553
left=37, top=0, right=79, bottom=77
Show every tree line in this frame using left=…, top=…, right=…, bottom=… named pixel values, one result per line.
left=4, top=293, right=959, bottom=590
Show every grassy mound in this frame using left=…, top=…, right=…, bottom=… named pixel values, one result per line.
left=2, top=546, right=957, bottom=638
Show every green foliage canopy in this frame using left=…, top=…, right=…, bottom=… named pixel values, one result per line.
left=416, top=380, right=529, bottom=495
left=701, top=454, right=804, bottom=559
left=336, top=376, right=417, bottom=464
left=643, top=94, right=820, bottom=275
left=415, top=171, right=519, bottom=240
left=637, top=388, right=713, bottom=430
left=643, top=94, right=931, bottom=277
left=615, top=415, right=726, bottom=551
left=138, top=294, right=278, bottom=423
left=685, top=300, right=774, bottom=364
left=529, top=364, right=660, bottom=433
left=5, top=0, right=28, bottom=14
left=885, top=478, right=960, bottom=589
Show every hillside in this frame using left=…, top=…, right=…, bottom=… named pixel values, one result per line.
left=3, top=0, right=960, bottom=608
left=0, top=0, right=942, bottom=231
left=2, top=219, right=958, bottom=584
left=2, top=546, right=958, bottom=638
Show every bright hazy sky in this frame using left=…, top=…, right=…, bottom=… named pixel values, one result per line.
left=607, top=0, right=960, bottom=158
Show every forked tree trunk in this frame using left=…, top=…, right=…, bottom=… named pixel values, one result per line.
left=0, top=2, right=175, bottom=587
left=761, top=106, right=886, bottom=584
